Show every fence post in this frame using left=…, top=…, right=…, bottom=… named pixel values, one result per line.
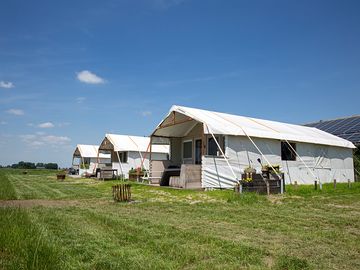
left=348, top=179, right=351, bottom=189
left=333, top=179, right=336, bottom=189
left=314, top=180, right=317, bottom=190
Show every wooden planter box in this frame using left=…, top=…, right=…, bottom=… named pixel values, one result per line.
left=56, top=174, right=66, bottom=180
left=128, top=172, right=144, bottom=181
left=112, top=184, right=131, bottom=202
left=241, top=173, right=284, bottom=194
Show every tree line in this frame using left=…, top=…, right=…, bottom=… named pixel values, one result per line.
left=0, top=161, right=59, bottom=170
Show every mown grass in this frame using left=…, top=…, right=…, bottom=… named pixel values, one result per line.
left=0, top=169, right=360, bottom=269
left=0, top=207, right=64, bottom=270
left=0, top=171, right=17, bottom=200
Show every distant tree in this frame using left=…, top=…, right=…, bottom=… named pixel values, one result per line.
left=45, top=163, right=58, bottom=170
left=36, top=162, right=45, bottom=168
left=12, top=161, right=36, bottom=169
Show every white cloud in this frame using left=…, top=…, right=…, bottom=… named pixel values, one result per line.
left=42, top=135, right=71, bottom=144
left=141, top=111, right=152, bottom=117
left=77, top=70, right=105, bottom=84
left=0, top=121, right=7, bottom=125
left=38, top=122, right=55, bottom=128
left=0, top=81, right=14, bottom=89
left=6, top=109, right=24, bottom=116
left=20, top=134, right=71, bottom=147
left=76, top=97, right=86, bottom=103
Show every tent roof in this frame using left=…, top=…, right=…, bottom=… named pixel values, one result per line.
left=152, top=105, right=356, bottom=149
left=103, top=134, right=169, bottom=153
left=74, top=144, right=110, bottom=159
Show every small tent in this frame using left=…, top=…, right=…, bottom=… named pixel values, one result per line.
left=72, top=144, right=111, bottom=176
left=150, top=105, right=355, bottom=189
left=98, top=134, right=169, bottom=178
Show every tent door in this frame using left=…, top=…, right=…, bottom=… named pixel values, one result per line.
left=195, top=139, right=202, bottom=165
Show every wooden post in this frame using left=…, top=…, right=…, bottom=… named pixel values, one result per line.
left=314, top=180, right=318, bottom=190
left=294, top=181, right=298, bottom=189
left=333, top=179, right=336, bottom=189
left=348, top=179, right=351, bottom=188
left=266, top=180, right=270, bottom=195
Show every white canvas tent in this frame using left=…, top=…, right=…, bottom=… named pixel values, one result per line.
left=72, top=144, right=111, bottom=176
left=150, top=105, right=355, bottom=189
left=98, top=134, right=169, bottom=178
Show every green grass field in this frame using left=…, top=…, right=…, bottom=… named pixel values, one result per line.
left=0, top=169, right=359, bottom=270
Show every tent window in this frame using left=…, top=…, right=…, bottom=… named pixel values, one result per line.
left=119, top=152, right=128, bottom=163
left=83, top=158, right=91, bottom=164
left=281, top=142, right=296, bottom=161
left=183, top=140, right=193, bottom=159
left=207, top=136, right=224, bottom=156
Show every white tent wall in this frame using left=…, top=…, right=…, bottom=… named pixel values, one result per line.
left=112, top=151, right=147, bottom=178
left=111, top=151, right=168, bottom=178
left=201, top=135, right=355, bottom=188
left=202, top=136, right=281, bottom=189
left=280, top=143, right=354, bottom=184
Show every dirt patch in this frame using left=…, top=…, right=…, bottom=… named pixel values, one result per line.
left=0, top=199, right=81, bottom=208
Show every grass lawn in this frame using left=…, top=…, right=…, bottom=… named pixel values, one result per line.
left=0, top=169, right=359, bottom=270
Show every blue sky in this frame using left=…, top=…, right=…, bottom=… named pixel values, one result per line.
left=0, top=0, right=359, bottom=167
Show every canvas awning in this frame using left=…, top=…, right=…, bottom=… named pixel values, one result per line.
left=152, top=105, right=356, bottom=149
left=73, top=144, right=110, bottom=159
left=102, top=134, right=169, bottom=153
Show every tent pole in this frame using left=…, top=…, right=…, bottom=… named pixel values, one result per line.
left=205, top=124, right=238, bottom=186
left=140, top=142, right=151, bottom=170
left=127, top=136, right=148, bottom=172
left=116, top=151, right=124, bottom=180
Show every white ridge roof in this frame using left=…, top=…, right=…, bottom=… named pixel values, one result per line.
left=74, top=144, right=110, bottom=159
left=153, top=105, right=355, bottom=149
left=105, top=134, right=169, bottom=153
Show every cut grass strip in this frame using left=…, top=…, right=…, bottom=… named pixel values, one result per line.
left=0, top=171, right=17, bottom=200
left=28, top=206, right=266, bottom=269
